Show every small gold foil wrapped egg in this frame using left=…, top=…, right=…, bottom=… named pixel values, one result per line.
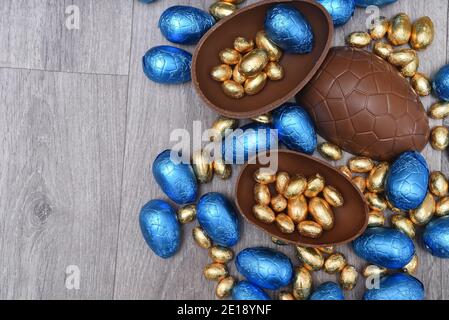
left=297, top=220, right=323, bottom=239
left=275, top=213, right=295, bottom=234
left=324, top=253, right=347, bottom=274
left=177, top=204, right=196, bottom=224
left=304, top=173, right=325, bottom=198
left=276, top=171, right=290, bottom=194
left=222, top=80, right=244, bottom=99
left=428, top=101, right=449, bottom=120
left=318, top=142, right=343, bottom=161
left=255, top=30, right=282, bottom=62
left=410, top=16, right=434, bottom=50
left=209, top=245, right=234, bottom=264
left=430, top=126, right=449, bottom=151
left=209, top=1, right=237, bottom=21
left=232, top=63, right=247, bottom=84
left=271, top=236, right=287, bottom=246
left=254, top=168, right=276, bottom=184
left=348, top=157, right=374, bottom=173
left=253, top=204, right=275, bottom=224
left=192, top=149, right=213, bottom=183
left=193, top=226, right=212, bottom=249
left=387, top=199, right=402, bottom=213
left=339, top=265, right=358, bottom=291
left=216, top=276, right=235, bottom=299
left=279, top=291, right=296, bottom=300
left=429, top=171, right=448, bottom=197
left=373, top=42, right=393, bottom=60
left=210, top=117, right=237, bottom=142
left=410, top=193, right=435, bottom=226
left=233, top=37, right=254, bottom=53
left=367, top=162, right=389, bottom=193
left=251, top=113, right=272, bottom=124
left=271, top=194, right=288, bottom=212
left=308, top=197, right=334, bottom=231
left=284, top=174, right=307, bottom=199
left=388, top=49, right=416, bottom=67
left=401, top=55, right=419, bottom=78
left=391, top=213, right=415, bottom=238
left=436, top=196, right=449, bottom=217
left=323, top=185, right=344, bottom=208
left=411, top=73, right=431, bottom=96
left=362, top=265, right=387, bottom=278
left=368, top=210, right=385, bottom=227
left=264, top=62, right=284, bottom=81
left=219, top=48, right=241, bottom=65
left=244, top=72, right=267, bottom=95
left=211, top=64, right=233, bottom=82
left=213, top=158, right=232, bottom=179
left=287, top=194, right=308, bottom=223
left=254, top=183, right=271, bottom=206
left=403, top=255, right=418, bottom=274
left=370, top=16, right=390, bottom=40
left=352, top=176, right=367, bottom=193
left=318, top=246, right=335, bottom=255
left=388, top=13, right=412, bottom=46
left=239, top=49, right=269, bottom=77
left=203, top=262, right=229, bottom=281
left=365, top=192, right=388, bottom=211
left=347, top=32, right=372, bottom=48
left=295, top=246, right=324, bottom=271
left=292, top=266, right=313, bottom=300
left=339, top=165, right=353, bottom=179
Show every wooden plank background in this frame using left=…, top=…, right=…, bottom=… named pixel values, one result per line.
left=0, top=0, right=448, bottom=300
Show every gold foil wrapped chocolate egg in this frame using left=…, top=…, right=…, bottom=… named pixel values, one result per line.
left=365, top=192, right=388, bottom=211
left=232, top=63, right=247, bottom=84
left=222, top=0, right=245, bottom=4
left=367, top=162, right=389, bottom=193
left=352, top=176, right=367, bottom=193
left=324, top=253, right=347, bottom=274
left=264, top=62, right=284, bottom=81
left=368, top=210, right=385, bottom=227
left=271, top=194, right=287, bottom=212
left=388, top=49, right=416, bottom=67
left=347, top=32, right=371, bottom=48
left=244, top=72, right=267, bottom=95
left=388, top=13, right=412, bottom=46
left=339, top=165, right=352, bottom=179
left=254, top=182, right=271, bottom=205
left=192, top=149, right=213, bottom=183
left=411, top=73, right=431, bottom=96
left=339, top=265, right=358, bottom=291
left=177, top=204, right=196, bottom=224
left=210, top=117, right=237, bottom=142
left=255, top=30, right=282, bottom=62
left=222, top=80, right=244, bottom=99
left=370, top=16, right=390, bottom=40
left=436, top=196, right=449, bottom=217
left=318, top=246, right=335, bottom=255
left=297, top=221, right=323, bottom=239
left=213, top=158, right=232, bottom=179
left=403, top=255, right=418, bottom=274
left=401, top=55, right=419, bottom=78
left=348, top=157, right=374, bottom=173
left=219, top=48, right=241, bottom=65
left=193, top=226, right=212, bottom=249
left=271, top=236, right=287, bottom=246
left=410, top=193, right=435, bottom=226
left=216, top=276, right=235, bottom=299
left=275, top=213, right=295, bottom=234
left=304, top=174, right=325, bottom=198
left=239, top=49, right=269, bottom=77
left=323, top=185, right=344, bottom=208
left=203, top=262, right=229, bottom=281
left=279, top=291, right=296, bottom=300
left=429, top=171, right=448, bottom=197
left=233, top=36, right=254, bottom=53
left=430, top=126, right=449, bottom=151
left=318, top=142, right=342, bottom=161
left=251, top=113, right=272, bottom=124
left=373, top=42, right=393, bottom=60
left=276, top=171, right=290, bottom=194
left=362, top=265, right=387, bottom=278
left=211, top=64, right=233, bottom=82
left=287, top=195, right=308, bottom=223
left=410, top=16, right=434, bottom=50
left=387, top=199, right=402, bottom=213
left=308, top=197, right=334, bottom=231
left=284, top=174, right=307, bottom=199
left=292, top=266, right=313, bottom=300
left=391, top=214, right=415, bottom=238
left=429, top=101, right=449, bottom=120
left=296, top=246, right=324, bottom=271
left=209, top=2, right=237, bottom=21
left=209, top=245, right=234, bottom=264
left=254, top=168, right=276, bottom=184
left=253, top=204, right=275, bottom=224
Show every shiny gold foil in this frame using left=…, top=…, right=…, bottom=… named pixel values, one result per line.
left=428, top=101, right=449, bottom=120
left=308, top=197, right=334, bottom=231
left=339, top=165, right=353, bottom=179
left=429, top=171, right=448, bottom=197
left=295, top=246, right=324, bottom=271
left=219, top=48, right=241, bottom=65
left=193, top=226, right=212, bottom=249
left=370, top=16, right=390, bottom=40
left=388, top=49, right=416, bottom=67
left=410, top=16, right=434, bottom=50
left=271, top=194, right=288, bottom=212
left=284, top=174, right=307, bottom=199
left=251, top=113, right=272, bottom=124
left=177, top=204, right=196, bottom=224
left=410, top=193, right=435, bottom=226
left=373, top=42, right=394, bottom=60
left=436, top=196, right=449, bottom=217
left=352, top=176, right=367, bottom=193
left=367, top=162, right=389, bottom=193
left=388, top=13, right=412, bottom=46
left=279, top=291, right=296, bottom=300
left=411, top=72, right=431, bottom=96
left=211, top=64, right=233, bottom=82
left=209, top=245, right=234, bottom=264
left=339, top=265, right=358, bottom=291
left=203, top=262, right=229, bottom=281
left=275, top=213, right=295, bottom=234
left=368, top=210, right=385, bottom=227
left=287, top=194, right=308, bottom=223
left=253, top=204, right=275, bottom=224
left=430, top=126, right=449, bottom=151
left=292, top=266, right=312, bottom=300
left=254, top=183, right=271, bottom=206
left=209, top=2, right=237, bottom=21
left=213, top=158, right=232, bottom=179
left=222, top=80, right=244, bottom=99
left=318, top=142, right=343, bottom=161
left=323, top=185, right=344, bottom=207
left=192, top=149, right=213, bottom=183
left=255, top=30, right=282, bottom=62
left=391, top=213, right=416, bottom=238
left=348, top=157, right=374, bottom=173
left=232, top=63, right=247, bottom=84
left=216, top=276, right=235, bottom=299
left=401, top=55, right=419, bottom=78
left=254, top=168, right=276, bottom=184
left=324, top=253, right=347, bottom=274
left=239, top=49, right=269, bottom=77
left=347, top=32, right=372, bottom=48
left=276, top=171, right=290, bottom=194
left=362, top=265, right=387, bottom=278
left=304, top=174, right=325, bottom=198
left=210, top=117, right=237, bottom=142
left=403, top=255, right=418, bottom=274
left=233, top=36, right=254, bottom=53
left=365, top=192, right=388, bottom=211
left=244, top=72, right=267, bottom=95
left=264, top=62, right=284, bottom=81
left=297, top=220, right=323, bottom=239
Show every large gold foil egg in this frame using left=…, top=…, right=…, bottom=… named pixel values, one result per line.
left=388, top=13, right=412, bottom=46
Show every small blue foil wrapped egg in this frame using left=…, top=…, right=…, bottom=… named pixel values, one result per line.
left=232, top=281, right=271, bottom=300
left=353, top=227, right=415, bottom=269
left=310, top=282, right=345, bottom=300
left=355, top=0, right=398, bottom=7
left=159, top=6, right=215, bottom=45
left=385, top=151, right=429, bottom=211
left=197, top=192, right=240, bottom=247
left=142, top=45, right=192, bottom=84
left=235, top=247, right=293, bottom=290
left=272, top=102, right=317, bottom=154
left=152, top=149, right=198, bottom=205
left=363, top=273, right=425, bottom=300
left=423, top=216, right=449, bottom=258
left=221, top=123, right=278, bottom=164
left=433, top=65, right=449, bottom=101
left=139, top=199, right=181, bottom=258
left=265, top=4, right=314, bottom=54
left=317, top=0, right=355, bottom=27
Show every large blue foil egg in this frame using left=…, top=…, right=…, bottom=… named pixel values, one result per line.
left=353, top=227, right=415, bottom=268
left=355, top=0, right=398, bottom=7
left=423, top=216, right=449, bottom=258
left=385, top=151, right=429, bottom=211
left=363, top=273, right=425, bottom=300
left=232, top=281, right=271, bottom=300
left=142, top=46, right=192, bottom=84
left=221, top=123, right=277, bottom=164
left=159, top=6, right=215, bottom=45
left=272, top=102, right=317, bottom=154
left=317, top=0, right=355, bottom=27
left=235, top=247, right=293, bottom=290
left=139, top=199, right=181, bottom=259
left=152, top=149, right=198, bottom=205
left=310, top=282, right=345, bottom=300
left=264, top=4, right=314, bottom=54
left=197, top=192, right=240, bottom=247
left=433, top=65, right=449, bottom=101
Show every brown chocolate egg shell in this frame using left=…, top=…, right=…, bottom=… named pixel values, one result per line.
left=235, top=150, right=369, bottom=247
left=192, top=0, right=333, bottom=119
left=296, top=47, right=430, bottom=161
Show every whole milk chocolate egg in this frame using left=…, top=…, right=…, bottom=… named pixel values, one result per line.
left=317, top=0, right=355, bottom=27
left=235, top=247, right=293, bottom=290
left=355, top=0, right=397, bottom=6
left=423, top=216, right=449, bottom=258
left=232, top=281, right=271, bottom=300
left=296, top=47, right=429, bottom=161
left=363, top=273, right=424, bottom=300
left=309, top=282, right=345, bottom=300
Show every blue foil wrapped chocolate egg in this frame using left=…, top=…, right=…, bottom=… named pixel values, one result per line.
left=272, top=103, right=317, bottom=154
left=310, top=282, right=345, bottom=300
left=385, top=151, right=429, bottom=211
left=142, top=46, right=192, bottom=84
left=139, top=0, right=157, bottom=3
left=355, top=0, right=398, bottom=7
left=423, top=216, right=449, bottom=258
left=433, top=65, right=449, bottom=101
left=232, top=281, right=271, bottom=300
left=317, top=0, right=355, bottom=27
left=139, top=199, right=181, bottom=258
left=152, top=149, right=198, bottom=205
left=197, top=192, right=240, bottom=247
left=353, top=227, right=415, bottom=268
left=264, top=4, right=314, bottom=54
left=159, top=6, right=215, bottom=45
left=221, top=123, right=278, bottom=164
left=235, top=247, right=293, bottom=290
left=363, top=273, right=425, bottom=300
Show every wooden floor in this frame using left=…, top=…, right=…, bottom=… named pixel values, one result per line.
left=0, top=0, right=448, bottom=300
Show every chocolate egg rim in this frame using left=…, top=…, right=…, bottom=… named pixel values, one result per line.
left=192, top=0, right=334, bottom=119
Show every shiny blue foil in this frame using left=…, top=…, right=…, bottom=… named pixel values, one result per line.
left=197, top=192, right=240, bottom=247
left=355, top=0, right=398, bottom=6
left=139, top=199, right=181, bottom=259
left=232, top=281, right=271, bottom=300
left=235, top=247, right=293, bottom=290
left=142, top=45, right=192, bottom=84
left=364, top=273, right=424, bottom=300
left=433, top=64, right=449, bottom=101
left=265, top=4, right=314, bottom=54
left=272, top=102, right=317, bottom=154
left=159, top=6, right=215, bottom=45
left=423, top=216, right=449, bottom=258
left=353, top=227, right=415, bottom=268
left=317, top=0, right=355, bottom=27
left=310, top=282, right=345, bottom=300
left=139, top=0, right=157, bottom=3
left=385, top=151, right=429, bottom=211
left=152, top=149, right=198, bottom=205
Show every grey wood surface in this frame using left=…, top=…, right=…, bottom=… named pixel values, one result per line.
left=0, top=0, right=448, bottom=300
